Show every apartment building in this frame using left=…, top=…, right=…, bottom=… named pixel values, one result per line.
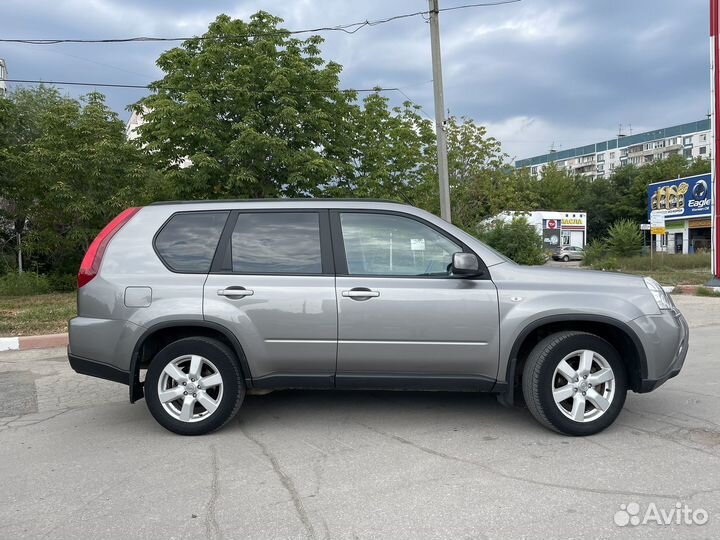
left=515, top=119, right=711, bottom=180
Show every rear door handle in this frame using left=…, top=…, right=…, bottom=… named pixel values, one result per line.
left=217, top=287, right=254, bottom=298
left=341, top=288, right=380, bottom=299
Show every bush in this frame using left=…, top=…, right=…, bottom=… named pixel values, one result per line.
left=47, top=273, right=77, bottom=292
left=0, top=272, right=51, bottom=296
left=580, top=240, right=609, bottom=267
left=478, top=217, right=546, bottom=265
left=607, top=219, right=642, bottom=257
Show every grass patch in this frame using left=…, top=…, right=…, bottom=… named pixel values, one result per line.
left=0, top=292, right=76, bottom=336
left=696, top=286, right=720, bottom=298
left=611, top=253, right=711, bottom=271
left=0, top=272, right=51, bottom=296
left=587, top=253, right=712, bottom=286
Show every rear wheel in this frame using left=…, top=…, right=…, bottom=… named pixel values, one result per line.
left=522, top=331, right=627, bottom=436
left=145, top=337, right=245, bottom=435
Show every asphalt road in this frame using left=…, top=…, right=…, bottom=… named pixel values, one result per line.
left=2, top=295, right=720, bottom=539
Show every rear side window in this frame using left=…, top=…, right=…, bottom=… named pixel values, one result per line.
left=155, top=211, right=229, bottom=273
left=231, top=212, right=322, bottom=274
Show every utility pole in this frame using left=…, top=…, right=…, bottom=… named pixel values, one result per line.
left=428, top=0, right=452, bottom=222
left=0, top=59, right=8, bottom=97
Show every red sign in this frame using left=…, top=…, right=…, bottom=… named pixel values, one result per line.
left=546, top=219, right=558, bottom=230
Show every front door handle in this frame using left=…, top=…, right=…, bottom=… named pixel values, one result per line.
left=341, top=288, right=380, bottom=299
left=217, top=287, right=254, bottom=298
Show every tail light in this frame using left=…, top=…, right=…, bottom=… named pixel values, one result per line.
left=78, top=207, right=141, bottom=288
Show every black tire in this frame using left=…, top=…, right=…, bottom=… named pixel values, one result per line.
left=145, top=337, right=245, bottom=435
left=521, top=331, right=627, bottom=436
left=562, top=255, right=570, bottom=262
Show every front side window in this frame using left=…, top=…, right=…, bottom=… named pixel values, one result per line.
left=339, top=213, right=462, bottom=276
left=231, top=212, right=323, bottom=274
left=155, top=212, right=229, bottom=273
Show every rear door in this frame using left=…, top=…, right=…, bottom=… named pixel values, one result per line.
left=203, top=210, right=337, bottom=388
left=331, top=210, right=500, bottom=390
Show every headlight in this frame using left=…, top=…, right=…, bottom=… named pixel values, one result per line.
left=644, top=277, right=673, bottom=310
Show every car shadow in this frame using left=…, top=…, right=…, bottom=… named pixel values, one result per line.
left=231, top=389, right=540, bottom=433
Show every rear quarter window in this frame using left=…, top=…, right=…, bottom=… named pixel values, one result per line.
left=154, top=211, right=229, bottom=273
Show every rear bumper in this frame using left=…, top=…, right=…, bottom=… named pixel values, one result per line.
left=68, top=350, right=130, bottom=385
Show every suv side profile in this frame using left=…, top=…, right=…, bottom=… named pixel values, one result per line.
left=68, top=200, right=688, bottom=436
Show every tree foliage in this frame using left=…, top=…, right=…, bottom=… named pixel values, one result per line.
left=331, top=93, right=436, bottom=205
left=607, top=218, right=643, bottom=257
left=0, top=88, right=157, bottom=274
left=2, top=9, right=713, bottom=279
left=134, top=12, right=357, bottom=199
left=477, top=216, right=546, bottom=265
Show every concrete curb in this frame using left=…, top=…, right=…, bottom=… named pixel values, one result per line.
left=0, top=333, right=68, bottom=352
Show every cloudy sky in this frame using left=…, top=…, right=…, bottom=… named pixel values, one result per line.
left=1, top=0, right=711, bottom=160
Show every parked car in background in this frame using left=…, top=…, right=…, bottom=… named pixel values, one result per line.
left=552, top=245, right=584, bottom=262
left=68, top=200, right=688, bottom=437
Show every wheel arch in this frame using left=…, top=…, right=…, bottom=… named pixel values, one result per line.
left=500, top=315, right=647, bottom=405
left=129, top=320, right=252, bottom=402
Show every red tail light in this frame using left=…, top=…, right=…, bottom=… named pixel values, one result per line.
left=78, top=207, right=141, bottom=288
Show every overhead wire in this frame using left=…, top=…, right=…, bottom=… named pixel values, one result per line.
left=0, top=1, right=522, bottom=45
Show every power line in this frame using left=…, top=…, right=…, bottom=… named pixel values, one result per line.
left=0, top=1, right=521, bottom=45
left=3, top=78, right=402, bottom=94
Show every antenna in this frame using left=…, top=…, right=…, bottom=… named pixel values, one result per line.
left=617, top=123, right=626, bottom=138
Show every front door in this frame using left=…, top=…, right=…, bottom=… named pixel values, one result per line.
left=331, top=211, right=500, bottom=390
left=203, top=210, right=337, bottom=388
left=674, top=232, right=683, bottom=254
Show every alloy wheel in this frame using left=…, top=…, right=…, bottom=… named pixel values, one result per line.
left=157, top=355, right=224, bottom=423
left=551, top=349, right=616, bottom=423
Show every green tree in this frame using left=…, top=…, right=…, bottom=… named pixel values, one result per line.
left=1, top=88, right=157, bottom=275
left=445, top=116, right=504, bottom=186
left=437, top=117, right=535, bottom=232
left=134, top=12, right=357, bottom=199
left=579, top=154, right=710, bottom=240
left=0, top=87, right=72, bottom=270
left=532, top=162, right=582, bottom=210
left=330, top=93, right=436, bottom=205
left=477, top=216, right=545, bottom=265
left=607, top=219, right=642, bottom=257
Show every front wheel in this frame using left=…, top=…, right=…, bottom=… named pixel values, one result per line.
left=522, top=331, right=627, bottom=436
left=145, top=337, right=245, bottom=435
left=562, top=255, right=570, bottom=262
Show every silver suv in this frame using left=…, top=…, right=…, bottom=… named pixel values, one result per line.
left=68, top=200, right=688, bottom=436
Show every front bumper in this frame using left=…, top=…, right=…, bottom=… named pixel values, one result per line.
left=634, top=307, right=689, bottom=393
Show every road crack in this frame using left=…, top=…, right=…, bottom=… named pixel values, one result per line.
left=205, top=444, right=222, bottom=540
left=240, top=425, right=317, bottom=539
left=357, top=422, right=686, bottom=500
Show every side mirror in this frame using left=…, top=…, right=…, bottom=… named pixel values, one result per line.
left=451, top=252, right=482, bottom=276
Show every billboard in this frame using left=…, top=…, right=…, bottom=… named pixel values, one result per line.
left=648, top=173, right=712, bottom=221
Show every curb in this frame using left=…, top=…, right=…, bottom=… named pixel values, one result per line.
left=672, top=285, right=699, bottom=295
left=0, top=333, right=68, bottom=352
